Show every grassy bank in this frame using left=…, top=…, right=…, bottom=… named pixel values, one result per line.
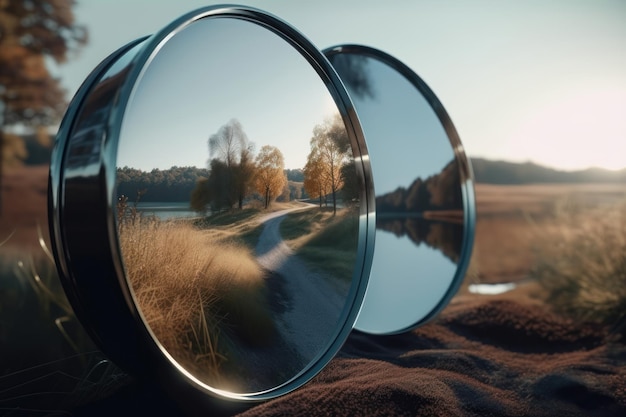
left=280, top=207, right=359, bottom=282
left=119, top=218, right=275, bottom=388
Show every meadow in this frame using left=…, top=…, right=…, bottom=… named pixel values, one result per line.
left=467, top=182, right=625, bottom=332
left=279, top=206, right=359, bottom=282
left=118, top=214, right=275, bottom=390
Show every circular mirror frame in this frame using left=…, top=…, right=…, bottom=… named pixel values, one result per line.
left=324, top=44, right=476, bottom=334
left=49, top=6, right=374, bottom=406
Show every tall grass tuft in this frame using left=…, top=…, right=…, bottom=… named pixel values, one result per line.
left=118, top=218, right=274, bottom=386
left=532, top=200, right=626, bottom=335
left=0, top=226, right=127, bottom=412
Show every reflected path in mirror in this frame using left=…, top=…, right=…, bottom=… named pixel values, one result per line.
left=115, top=19, right=363, bottom=393
left=325, top=45, right=474, bottom=334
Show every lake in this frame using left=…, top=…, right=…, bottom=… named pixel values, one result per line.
left=135, top=201, right=200, bottom=220
left=355, top=220, right=461, bottom=333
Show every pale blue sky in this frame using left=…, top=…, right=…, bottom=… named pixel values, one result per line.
left=116, top=17, right=338, bottom=171
left=53, top=0, right=626, bottom=171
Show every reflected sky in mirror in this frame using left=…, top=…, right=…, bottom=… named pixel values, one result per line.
left=327, top=50, right=465, bottom=334
left=361, top=232, right=456, bottom=329
left=116, top=18, right=360, bottom=394
left=331, top=55, right=453, bottom=195
left=118, top=18, right=338, bottom=171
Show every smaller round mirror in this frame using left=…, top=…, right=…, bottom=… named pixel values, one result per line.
left=325, top=45, right=475, bottom=335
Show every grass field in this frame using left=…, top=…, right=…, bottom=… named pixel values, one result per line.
left=280, top=207, right=359, bottom=282
left=470, top=182, right=625, bottom=284
left=466, top=182, right=626, bottom=332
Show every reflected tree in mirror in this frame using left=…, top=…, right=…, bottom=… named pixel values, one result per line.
left=304, top=114, right=354, bottom=215
left=326, top=46, right=474, bottom=335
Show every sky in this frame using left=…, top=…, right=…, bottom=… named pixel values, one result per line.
left=115, top=17, right=339, bottom=171
left=51, top=0, right=626, bottom=172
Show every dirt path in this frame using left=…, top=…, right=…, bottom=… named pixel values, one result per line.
left=255, top=205, right=348, bottom=363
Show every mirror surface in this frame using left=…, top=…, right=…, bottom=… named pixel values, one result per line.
left=326, top=46, right=474, bottom=334
left=116, top=18, right=363, bottom=393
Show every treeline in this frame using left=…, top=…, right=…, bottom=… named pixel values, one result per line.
left=471, top=158, right=626, bottom=184
left=116, top=166, right=209, bottom=202
left=116, top=165, right=306, bottom=203
left=17, top=134, right=625, bottom=186
left=377, top=159, right=463, bottom=214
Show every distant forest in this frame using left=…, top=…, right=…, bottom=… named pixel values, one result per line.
left=377, top=159, right=463, bottom=214
left=470, top=158, right=625, bottom=184
left=116, top=166, right=208, bottom=202
left=115, top=166, right=306, bottom=203
left=18, top=134, right=625, bottom=189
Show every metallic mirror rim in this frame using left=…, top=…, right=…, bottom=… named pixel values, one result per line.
left=48, top=36, right=149, bottom=365
left=49, top=5, right=374, bottom=406
left=324, top=44, right=476, bottom=334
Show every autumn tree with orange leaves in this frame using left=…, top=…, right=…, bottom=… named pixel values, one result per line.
left=304, top=115, right=351, bottom=215
left=0, top=0, right=87, bottom=214
left=254, top=145, right=286, bottom=209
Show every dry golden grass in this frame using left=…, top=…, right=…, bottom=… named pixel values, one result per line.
left=470, top=183, right=625, bottom=284
left=532, top=201, right=626, bottom=330
left=119, top=219, right=274, bottom=386
left=464, top=182, right=626, bottom=332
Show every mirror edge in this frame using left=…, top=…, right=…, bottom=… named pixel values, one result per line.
left=324, top=44, right=476, bottom=335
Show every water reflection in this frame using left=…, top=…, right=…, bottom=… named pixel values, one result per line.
left=377, top=218, right=463, bottom=263
left=376, top=158, right=464, bottom=263
left=326, top=45, right=473, bottom=334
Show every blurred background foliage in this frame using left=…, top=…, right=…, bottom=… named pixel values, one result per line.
left=0, top=2, right=130, bottom=414
left=0, top=0, right=86, bottom=212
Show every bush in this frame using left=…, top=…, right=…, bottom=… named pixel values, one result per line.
left=533, top=200, right=626, bottom=334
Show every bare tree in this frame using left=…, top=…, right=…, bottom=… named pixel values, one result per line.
left=208, top=119, right=249, bottom=167
left=206, top=119, right=255, bottom=209
left=254, top=145, right=286, bottom=209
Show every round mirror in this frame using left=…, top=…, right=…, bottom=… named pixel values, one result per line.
left=325, top=45, right=475, bottom=335
left=49, top=6, right=373, bottom=404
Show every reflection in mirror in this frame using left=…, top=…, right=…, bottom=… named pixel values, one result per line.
left=326, top=45, right=474, bottom=334
left=116, top=19, right=361, bottom=393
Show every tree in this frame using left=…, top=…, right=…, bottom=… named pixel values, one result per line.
left=306, top=115, right=351, bottom=215
left=190, top=176, right=210, bottom=213
left=339, top=160, right=360, bottom=206
left=254, top=145, right=286, bottom=209
left=303, top=153, right=328, bottom=208
left=207, top=119, right=255, bottom=209
left=1, top=132, right=27, bottom=168
left=0, top=1, right=87, bottom=214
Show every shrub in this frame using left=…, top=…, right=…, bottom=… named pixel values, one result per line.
left=532, top=200, right=626, bottom=334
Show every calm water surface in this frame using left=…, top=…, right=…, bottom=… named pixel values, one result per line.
left=135, top=202, right=199, bottom=220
